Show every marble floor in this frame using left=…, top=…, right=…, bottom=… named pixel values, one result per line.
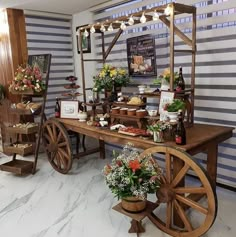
left=0, top=151, right=235, bottom=237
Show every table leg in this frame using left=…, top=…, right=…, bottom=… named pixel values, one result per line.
left=99, top=140, right=105, bottom=159
left=206, top=143, right=218, bottom=189
left=128, top=219, right=145, bottom=236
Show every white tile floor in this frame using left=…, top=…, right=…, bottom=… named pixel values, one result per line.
left=0, top=151, right=235, bottom=237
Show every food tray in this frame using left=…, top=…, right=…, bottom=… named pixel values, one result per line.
left=6, top=124, right=38, bottom=134
left=118, top=127, right=149, bottom=137
left=118, top=130, right=140, bottom=136
left=113, top=102, right=146, bottom=108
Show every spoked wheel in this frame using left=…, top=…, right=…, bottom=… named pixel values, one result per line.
left=139, top=146, right=217, bottom=237
left=42, top=118, right=73, bottom=174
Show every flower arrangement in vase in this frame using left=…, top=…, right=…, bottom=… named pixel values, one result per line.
left=153, top=68, right=179, bottom=91
left=9, top=64, right=45, bottom=94
left=103, top=143, right=161, bottom=212
left=147, top=122, right=171, bottom=143
left=93, top=64, right=130, bottom=92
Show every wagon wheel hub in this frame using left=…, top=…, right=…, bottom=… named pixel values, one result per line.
left=47, top=143, right=58, bottom=152
left=157, top=184, right=175, bottom=203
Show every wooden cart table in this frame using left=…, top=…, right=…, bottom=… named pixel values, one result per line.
left=42, top=118, right=233, bottom=237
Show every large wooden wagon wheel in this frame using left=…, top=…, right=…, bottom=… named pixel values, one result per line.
left=42, top=118, right=72, bottom=174
left=140, top=146, right=217, bottom=237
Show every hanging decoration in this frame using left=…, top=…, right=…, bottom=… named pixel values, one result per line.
left=78, top=3, right=176, bottom=38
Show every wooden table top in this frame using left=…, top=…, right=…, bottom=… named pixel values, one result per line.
left=58, top=119, right=234, bottom=154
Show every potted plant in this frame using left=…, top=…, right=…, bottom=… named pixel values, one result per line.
left=165, top=99, right=185, bottom=122
left=103, top=143, right=161, bottom=213
left=93, top=64, right=130, bottom=93
left=9, top=64, right=45, bottom=94
left=153, top=68, right=179, bottom=91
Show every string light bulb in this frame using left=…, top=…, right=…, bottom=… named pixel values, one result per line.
left=90, top=25, right=96, bottom=34
left=152, top=11, right=159, bottom=21
left=100, top=24, right=106, bottom=32
left=128, top=15, right=134, bottom=25
left=120, top=22, right=126, bottom=30
left=108, top=23, right=113, bottom=31
left=140, top=12, right=146, bottom=23
left=84, top=29, right=89, bottom=37
left=164, top=4, right=172, bottom=16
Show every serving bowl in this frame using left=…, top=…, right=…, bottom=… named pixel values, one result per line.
left=148, top=109, right=158, bottom=117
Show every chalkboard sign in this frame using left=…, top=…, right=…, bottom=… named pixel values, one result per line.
left=127, top=35, right=156, bottom=77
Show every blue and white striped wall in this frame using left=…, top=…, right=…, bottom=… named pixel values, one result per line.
left=24, top=11, right=74, bottom=118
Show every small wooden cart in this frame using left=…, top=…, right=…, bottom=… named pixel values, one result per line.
left=42, top=118, right=233, bottom=237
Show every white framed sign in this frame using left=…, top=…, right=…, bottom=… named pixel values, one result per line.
left=159, top=91, right=175, bottom=121
left=60, top=100, right=79, bottom=119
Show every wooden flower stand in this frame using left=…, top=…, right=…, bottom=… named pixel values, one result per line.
left=112, top=201, right=159, bottom=237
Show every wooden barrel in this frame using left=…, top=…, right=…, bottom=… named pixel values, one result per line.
left=121, top=196, right=146, bottom=213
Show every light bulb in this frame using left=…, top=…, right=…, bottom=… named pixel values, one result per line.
left=100, top=24, right=106, bottom=32
left=84, top=29, right=89, bottom=37
left=120, top=22, right=126, bottom=30
left=152, top=11, right=159, bottom=21
left=140, top=12, right=146, bottom=23
left=164, top=5, right=172, bottom=16
left=90, top=25, right=95, bottom=34
left=108, top=23, right=113, bottom=32
left=128, top=15, right=134, bottom=26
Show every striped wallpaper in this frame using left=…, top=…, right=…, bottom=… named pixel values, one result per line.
left=24, top=11, right=74, bottom=118
left=92, top=0, right=236, bottom=188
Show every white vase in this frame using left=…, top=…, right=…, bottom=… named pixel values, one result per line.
left=153, top=131, right=164, bottom=143
left=167, top=112, right=178, bottom=122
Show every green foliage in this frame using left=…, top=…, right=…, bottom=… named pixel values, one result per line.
left=166, top=99, right=185, bottom=112
left=147, top=122, right=170, bottom=132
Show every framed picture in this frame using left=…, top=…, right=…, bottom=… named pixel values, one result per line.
left=126, top=34, right=156, bottom=77
left=159, top=91, right=175, bottom=121
left=28, top=54, right=51, bottom=74
left=60, top=100, right=79, bottom=119
left=76, top=25, right=91, bottom=54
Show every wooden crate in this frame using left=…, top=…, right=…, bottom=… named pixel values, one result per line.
left=6, top=124, right=38, bottom=134
left=0, top=160, right=34, bottom=175
left=4, top=143, right=34, bottom=156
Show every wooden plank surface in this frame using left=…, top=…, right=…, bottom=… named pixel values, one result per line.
left=58, top=119, right=233, bottom=153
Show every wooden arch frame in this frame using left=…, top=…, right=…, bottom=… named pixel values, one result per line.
left=78, top=2, right=196, bottom=125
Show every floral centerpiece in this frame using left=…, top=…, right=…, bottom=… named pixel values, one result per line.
left=147, top=122, right=171, bottom=142
left=9, top=64, right=45, bottom=93
left=103, top=143, right=161, bottom=202
left=93, top=64, right=130, bottom=92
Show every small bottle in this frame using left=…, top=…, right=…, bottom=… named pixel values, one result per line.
left=175, top=110, right=186, bottom=145
left=93, top=87, right=99, bottom=103
left=176, top=66, right=185, bottom=91
left=55, top=97, right=60, bottom=118
left=110, top=83, right=117, bottom=102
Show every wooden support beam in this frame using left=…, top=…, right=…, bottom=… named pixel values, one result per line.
left=104, top=29, right=123, bottom=60
left=160, top=15, right=193, bottom=47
